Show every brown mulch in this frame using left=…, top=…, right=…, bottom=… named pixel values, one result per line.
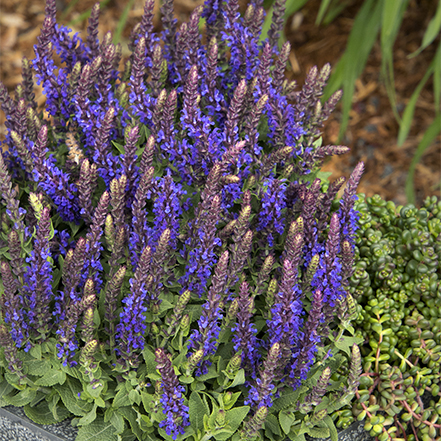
left=1, top=0, right=440, bottom=206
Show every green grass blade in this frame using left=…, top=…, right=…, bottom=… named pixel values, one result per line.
left=260, top=0, right=308, bottom=42
left=409, top=0, right=441, bottom=58
left=380, top=0, right=409, bottom=123
left=60, top=0, right=82, bottom=21
left=323, top=0, right=383, bottom=141
left=67, top=0, right=112, bottom=27
left=113, top=0, right=136, bottom=45
left=397, top=43, right=439, bottom=146
left=316, top=0, right=332, bottom=25
left=434, top=41, right=441, bottom=113
left=322, top=0, right=351, bottom=25
left=405, top=114, right=441, bottom=204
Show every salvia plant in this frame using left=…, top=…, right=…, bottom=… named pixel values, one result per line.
left=0, top=0, right=365, bottom=440
left=330, top=195, right=441, bottom=441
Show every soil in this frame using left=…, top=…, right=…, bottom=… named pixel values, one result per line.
left=1, top=0, right=440, bottom=207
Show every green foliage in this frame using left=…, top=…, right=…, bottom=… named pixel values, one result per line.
left=332, top=194, right=441, bottom=440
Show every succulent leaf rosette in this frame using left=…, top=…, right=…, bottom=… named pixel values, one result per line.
left=0, top=0, right=364, bottom=440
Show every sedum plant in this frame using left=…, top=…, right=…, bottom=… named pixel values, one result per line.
left=331, top=195, right=441, bottom=441
left=0, top=0, right=364, bottom=440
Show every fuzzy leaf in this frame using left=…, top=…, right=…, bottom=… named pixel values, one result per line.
left=113, top=384, right=132, bottom=408
left=324, top=415, right=338, bottom=441
left=78, top=403, right=98, bottom=426
left=264, top=413, right=281, bottom=436
left=279, top=410, right=296, bottom=435
left=76, top=415, right=118, bottom=441
left=334, top=335, right=364, bottom=356
left=118, top=406, right=143, bottom=440
left=272, top=389, right=301, bottom=412
left=224, top=406, right=250, bottom=434
left=189, top=391, right=209, bottom=432
left=0, top=381, right=15, bottom=407
left=307, top=426, right=330, bottom=439
left=55, top=377, right=94, bottom=416
left=34, top=369, right=66, bottom=387
left=5, top=388, right=37, bottom=407
left=24, top=400, right=71, bottom=425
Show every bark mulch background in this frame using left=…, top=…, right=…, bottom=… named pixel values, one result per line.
left=1, top=0, right=440, bottom=206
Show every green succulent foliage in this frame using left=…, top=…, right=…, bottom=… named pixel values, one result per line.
left=331, top=195, right=441, bottom=441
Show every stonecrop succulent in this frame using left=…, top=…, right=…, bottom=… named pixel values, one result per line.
left=331, top=195, right=441, bottom=441
left=0, top=0, right=364, bottom=440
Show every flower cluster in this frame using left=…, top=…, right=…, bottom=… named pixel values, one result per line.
left=0, top=0, right=364, bottom=439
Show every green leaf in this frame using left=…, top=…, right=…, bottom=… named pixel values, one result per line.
left=409, top=0, right=441, bottom=57
left=5, top=388, right=37, bottom=407
left=55, top=377, right=94, bottom=416
left=118, top=406, right=143, bottom=440
left=142, top=347, right=158, bottom=374
left=110, top=411, right=125, bottom=434
left=76, top=415, right=118, bottom=441
left=113, top=384, right=132, bottom=408
left=189, top=391, right=209, bottom=432
left=24, top=400, right=71, bottom=425
left=29, top=345, right=42, bottom=360
left=226, top=369, right=246, bottom=389
left=316, top=0, right=332, bottom=25
left=272, top=389, right=301, bottom=412
left=113, top=0, right=136, bottom=45
left=324, top=415, right=338, bottom=441
left=224, top=406, right=250, bottom=433
left=334, top=335, right=364, bottom=356
left=34, top=369, right=66, bottom=387
left=397, top=51, right=436, bottom=146
left=324, top=0, right=383, bottom=140
left=78, top=403, right=98, bottom=426
left=405, top=113, right=441, bottom=203
left=264, top=413, right=281, bottom=436
left=307, top=426, right=330, bottom=438
left=279, top=410, right=296, bottom=435
left=128, top=389, right=141, bottom=406
left=0, top=382, right=14, bottom=407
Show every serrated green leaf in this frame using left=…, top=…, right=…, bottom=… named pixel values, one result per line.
left=307, top=426, right=330, bottom=438
left=55, top=377, right=94, bottom=416
left=273, top=389, right=301, bottom=412
left=78, top=403, right=98, bottom=426
left=110, top=411, right=125, bottom=434
left=279, top=410, right=296, bottom=435
left=29, top=345, right=42, bottom=360
left=117, top=406, right=143, bottom=440
left=225, top=406, right=250, bottom=433
left=264, top=413, right=281, bottom=436
left=142, top=347, right=157, bottom=374
left=128, top=389, right=141, bottom=406
left=324, top=415, right=338, bottom=441
left=0, top=381, right=15, bottom=407
left=226, top=369, right=245, bottom=389
left=24, top=400, right=71, bottom=425
left=34, top=369, right=66, bottom=387
left=76, top=415, right=118, bottom=441
left=189, top=391, right=209, bottom=432
left=334, top=335, right=364, bottom=356
left=113, top=384, right=131, bottom=408
left=5, top=388, right=37, bottom=407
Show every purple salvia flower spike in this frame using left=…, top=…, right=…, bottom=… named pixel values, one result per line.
left=140, top=135, right=155, bottom=176
left=249, top=6, right=265, bottom=41
left=225, top=79, right=246, bottom=148
left=0, top=260, right=26, bottom=348
left=110, top=174, right=127, bottom=237
left=289, top=288, right=323, bottom=389
left=7, top=230, right=25, bottom=288
left=267, top=0, right=285, bottom=52
left=187, top=250, right=229, bottom=376
left=0, top=80, right=15, bottom=116
left=241, top=406, right=268, bottom=439
left=299, top=366, right=331, bottom=413
left=254, top=254, right=275, bottom=299
left=25, top=206, right=53, bottom=339
left=139, top=0, right=155, bottom=41
left=21, top=58, right=36, bottom=109
left=227, top=230, right=252, bottom=290
left=316, top=176, right=345, bottom=231
left=232, top=281, right=259, bottom=378
left=94, top=106, right=116, bottom=182
left=325, top=213, right=340, bottom=270
left=338, top=162, right=364, bottom=251
left=184, top=5, right=203, bottom=69
left=86, top=3, right=100, bottom=59
left=0, top=150, right=26, bottom=234
left=160, top=0, right=177, bottom=63
left=78, top=159, right=98, bottom=224
left=341, top=240, right=355, bottom=284
left=271, top=40, right=290, bottom=86
left=152, top=90, right=167, bottom=138
left=155, top=348, right=190, bottom=439
left=203, top=0, right=224, bottom=42
left=245, top=342, right=280, bottom=409
left=116, top=246, right=152, bottom=367
left=150, top=45, right=165, bottom=98
left=123, top=126, right=140, bottom=206
left=10, top=129, right=33, bottom=175
left=104, top=265, right=126, bottom=349
left=257, top=43, right=272, bottom=98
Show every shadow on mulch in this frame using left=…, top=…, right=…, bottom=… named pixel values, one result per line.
left=1, top=0, right=439, bottom=206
